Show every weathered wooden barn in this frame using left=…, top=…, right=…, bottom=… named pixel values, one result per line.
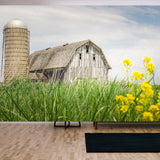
left=29, top=40, right=111, bottom=82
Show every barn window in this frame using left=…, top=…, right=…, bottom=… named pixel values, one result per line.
left=86, top=45, right=89, bottom=53
left=93, top=54, right=96, bottom=61
left=79, top=53, right=82, bottom=60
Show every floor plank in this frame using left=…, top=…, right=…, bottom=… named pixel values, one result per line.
left=0, top=122, right=160, bottom=160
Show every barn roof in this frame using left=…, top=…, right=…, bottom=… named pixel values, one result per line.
left=29, top=40, right=111, bottom=72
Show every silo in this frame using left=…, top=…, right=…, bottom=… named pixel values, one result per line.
left=3, top=19, right=29, bottom=81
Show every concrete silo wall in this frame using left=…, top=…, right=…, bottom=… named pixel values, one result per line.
left=4, top=28, right=29, bottom=81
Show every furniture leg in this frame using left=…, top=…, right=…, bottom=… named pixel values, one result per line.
left=94, top=122, right=97, bottom=129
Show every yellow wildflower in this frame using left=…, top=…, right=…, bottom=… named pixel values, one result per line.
left=147, top=91, right=154, bottom=98
left=146, top=63, right=154, bottom=74
left=135, top=105, right=143, bottom=113
left=148, top=105, right=159, bottom=113
left=140, top=82, right=154, bottom=99
left=132, top=71, right=144, bottom=81
left=123, top=59, right=132, bottom=67
left=138, top=98, right=151, bottom=106
left=115, top=95, right=124, bottom=103
left=155, top=112, right=160, bottom=120
left=145, top=90, right=154, bottom=98
left=142, top=112, right=154, bottom=121
left=115, top=95, right=128, bottom=105
left=138, top=99, right=144, bottom=104
left=123, top=59, right=132, bottom=72
left=156, top=103, right=160, bottom=110
left=126, top=94, right=135, bottom=104
left=143, top=57, right=152, bottom=64
left=120, top=105, right=128, bottom=113
left=141, top=81, right=152, bottom=92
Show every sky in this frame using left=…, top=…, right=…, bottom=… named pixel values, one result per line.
left=0, top=6, right=160, bottom=83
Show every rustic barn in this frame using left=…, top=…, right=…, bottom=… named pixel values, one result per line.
left=29, top=40, right=111, bottom=82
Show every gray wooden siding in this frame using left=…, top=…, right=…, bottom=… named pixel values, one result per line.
left=63, top=43, right=108, bottom=82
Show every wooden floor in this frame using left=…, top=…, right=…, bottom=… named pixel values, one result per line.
left=0, top=122, right=160, bottom=160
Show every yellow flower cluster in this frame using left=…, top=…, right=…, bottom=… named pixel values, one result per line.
left=123, top=59, right=132, bottom=72
left=141, top=105, right=159, bottom=122
left=143, top=57, right=154, bottom=74
left=157, top=103, right=160, bottom=110
left=123, top=59, right=132, bottom=67
left=156, top=92, right=160, bottom=109
left=146, top=63, right=154, bottom=74
left=156, top=112, right=160, bottom=120
left=142, top=112, right=153, bottom=121
left=148, top=105, right=159, bottom=113
left=131, top=71, right=144, bottom=81
left=141, top=81, right=152, bottom=92
left=116, top=94, right=135, bottom=105
left=157, top=92, right=160, bottom=103
left=143, top=57, right=152, bottom=64
left=138, top=81, right=154, bottom=106
left=115, top=94, right=135, bottom=114
left=135, top=105, right=143, bottom=113
left=141, top=81, right=154, bottom=98
left=120, top=105, right=128, bottom=113
left=115, top=95, right=127, bottom=105
left=155, top=92, right=160, bottom=115
left=126, top=94, right=135, bottom=104
left=115, top=57, right=158, bottom=122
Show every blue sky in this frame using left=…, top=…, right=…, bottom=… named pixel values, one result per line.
left=0, top=6, right=160, bottom=83
left=114, top=6, right=160, bottom=25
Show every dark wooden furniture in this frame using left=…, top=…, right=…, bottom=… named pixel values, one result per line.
left=93, top=121, right=160, bottom=129
left=54, top=121, right=81, bottom=129
left=93, top=122, right=98, bottom=129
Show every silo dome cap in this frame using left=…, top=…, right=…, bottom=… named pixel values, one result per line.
left=4, top=19, right=27, bottom=29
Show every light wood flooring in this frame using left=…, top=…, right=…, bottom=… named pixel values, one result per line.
left=0, top=122, right=160, bottom=160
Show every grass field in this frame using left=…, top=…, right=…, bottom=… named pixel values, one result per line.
left=0, top=79, right=130, bottom=121
left=0, top=78, right=160, bottom=122
left=1, top=57, right=159, bottom=122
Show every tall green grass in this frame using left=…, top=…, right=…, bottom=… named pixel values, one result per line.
left=0, top=79, right=129, bottom=121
